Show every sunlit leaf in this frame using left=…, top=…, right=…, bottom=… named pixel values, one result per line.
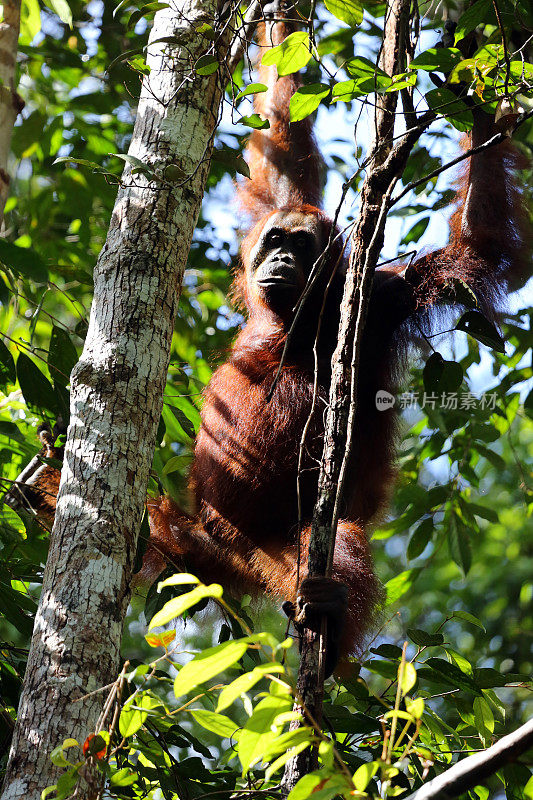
left=261, top=31, right=312, bottom=76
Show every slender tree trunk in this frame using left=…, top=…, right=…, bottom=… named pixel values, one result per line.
left=281, top=0, right=414, bottom=792
left=0, top=0, right=23, bottom=222
left=1, top=1, right=233, bottom=797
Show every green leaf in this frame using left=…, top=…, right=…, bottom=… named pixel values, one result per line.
left=17, top=353, right=58, bottom=413
left=407, top=518, right=433, bottom=560
left=353, top=761, right=379, bottom=792
left=287, top=774, right=322, bottom=800
left=234, top=82, right=268, bottom=100
left=324, top=0, right=363, bottom=27
left=195, top=54, right=219, bottom=76
left=238, top=693, right=292, bottom=773
left=453, top=610, right=486, bottom=631
left=190, top=708, right=239, bottom=738
left=455, top=0, right=491, bottom=43
left=216, top=663, right=284, bottom=711
left=473, top=696, right=494, bottom=746
left=425, top=87, right=473, bottom=132
left=149, top=583, right=222, bottom=628
left=400, top=661, right=417, bottom=695
left=289, top=84, right=330, bottom=122
left=456, top=310, right=506, bottom=353
left=53, top=156, right=103, bottom=170
left=238, top=114, right=270, bottom=129
left=407, top=628, right=444, bottom=647
left=0, top=239, right=47, bottom=283
left=0, top=339, right=16, bottom=390
left=385, top=568, right=420, bottom=605
left=43, top=0, right=72, bottom=26
left=424, top=657, right=480, bottom=693
left=158, top=573, right=200, bottom=589
left=48, top=326, right=78, bottom=386
left=423, top=352, right=463, bottom=393
left=119, top=694, right=161, bottom=737
left=410, top=47, right=462, bottom=73
left=173, top=639, right=249, bottom=698
left=261, top=31, right=312, bottom=76
left=331, top=79, right=369, bottom=102
left=473, top=668, right=508, bottom=688
left=448, top=513, right=472, bottom=575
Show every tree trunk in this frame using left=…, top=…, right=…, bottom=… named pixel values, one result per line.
left=1, top=1, right=232, bottom=797
left=0, top=0, right=22, bottom=222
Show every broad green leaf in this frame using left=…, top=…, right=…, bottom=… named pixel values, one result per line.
left=407, top=628, right=444, bottom=647
left=448, top=514, right=472, bottom=575
left=119, top=694, right=161, bottom=737
left=195, top=54, right=219, bottom=76
left=353, top=761, right=379, bottom=791
left=473, top=696, right=494, bottom=746
left=53, top=156, right=103, bottom=170
left=423, top=352, right=463, bottom=392
left=173, top=639, right=248, bottom=698
left=290, top=84, right=330, bottom=122
left=234, top=83, right=268, bottom=100
left=20, top=0, right=41, bottom=44
left=261, top=727, right=314, bottom=762
left=385, top=568, right=420, bottom=605
left=237, top=693, right=292, bottom=773
left=158, top=573, right=200, bottom=589
left=43, top=0, right=72, bottom=26
left=261, top=31, right=312, bottom=76
left=425, top=87, right=473, bottom=132
left=455, top=0, right=491, bottom=43
left=190, top=708, right=239, bottom=738
left=346, top=55, right=388, bottom=78
left=17, top=353, right=58, bottom=413
left=149, top=583, right=222, bottom=628
left=407, top=518, right=433, bottom=560
left=287, top=774, right=322, bottom=800
left=110, top=768, right=137, bottom=787
left=423, top=657, right=480, bottom=693
left=456, top=310, right=506, bottom=352
left=216, top=663, right=284, bottom=711
left=399, top=661, right=417, bottom=695
left=406, top=696, right=425, bottom=719
left=0, top=239, right=47, bottom=283
left=324, top=0, right=363, bottom=27
left=386, top=71, right=417, bottom=92
left=0, top=340, right=16, bottom=390
left=48, top=326, right=78, bottom=386
left=410, top=47, right=462, bottom=73
left=523, top=775, right=533, bottom=800
left=265, top=742, right=310, bottom=780
left=331, top=79, right=369, bottom=102
left=453, top=611, right=486, bottom=631
left=238, top=114, right=270, bottom=129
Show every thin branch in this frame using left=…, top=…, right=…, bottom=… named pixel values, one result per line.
left=404, top=718, right=533, bottom=800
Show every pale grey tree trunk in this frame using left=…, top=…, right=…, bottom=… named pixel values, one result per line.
left=1, top=1, right=233, bottom=797
left=0, top=0, right=22, bottom=222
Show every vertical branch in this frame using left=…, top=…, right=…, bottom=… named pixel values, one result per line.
left=281, top=0, right=413, bottom=793
left=0, top=0, right=23, bottom=224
